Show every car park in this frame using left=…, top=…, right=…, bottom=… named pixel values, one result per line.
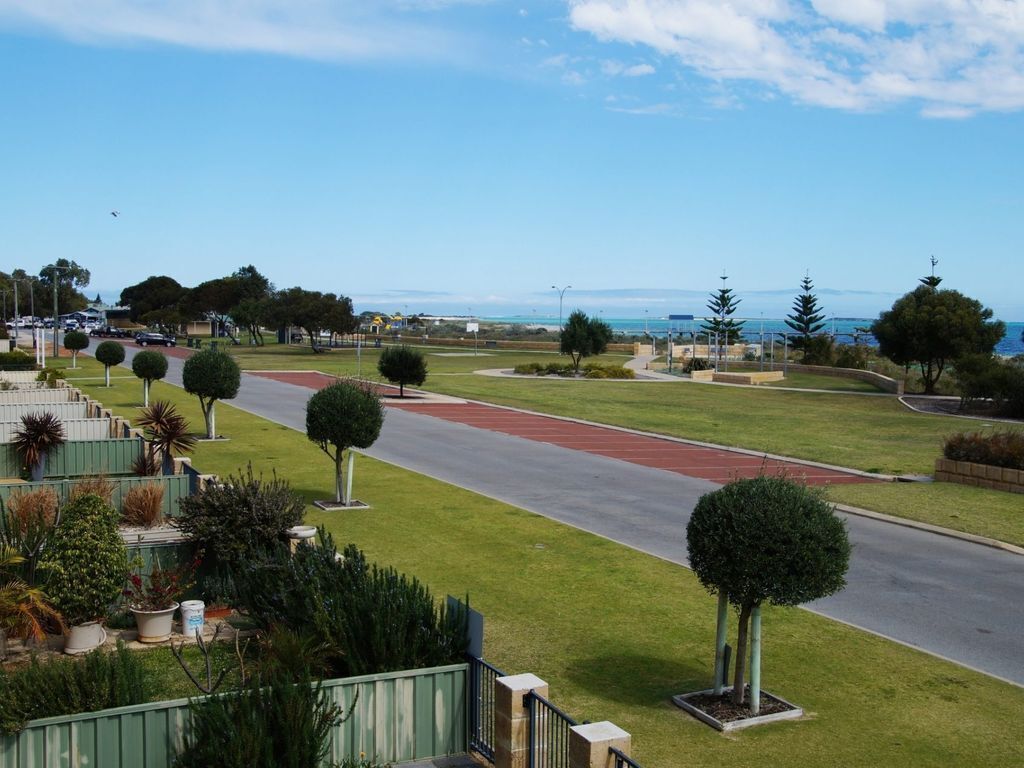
left=135, top=332, right=176, bottom=347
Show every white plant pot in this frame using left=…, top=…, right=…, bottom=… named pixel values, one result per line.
left=131, top=603, right=180, bottom=643
left=64, top=621, right=107, bottom=655
left=285, top=525, right=317, bottom=540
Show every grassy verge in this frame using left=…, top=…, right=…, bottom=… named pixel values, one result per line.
left=56, top=356, right=1024, bottom=767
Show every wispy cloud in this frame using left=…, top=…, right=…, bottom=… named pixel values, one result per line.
left=568, top=0, right=1024, bottom=116
left=0, top=1, right=474, bottom=62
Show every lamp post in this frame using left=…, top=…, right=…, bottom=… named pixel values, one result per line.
left=551, top=285, right=571, bottom=331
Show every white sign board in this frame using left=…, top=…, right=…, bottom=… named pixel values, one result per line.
left=466, top=322, right=479, bottom=333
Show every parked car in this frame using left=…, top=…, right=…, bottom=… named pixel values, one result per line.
left=91, top=326, right=129, bottom=338
left=135, top=332, right=176, bottom=347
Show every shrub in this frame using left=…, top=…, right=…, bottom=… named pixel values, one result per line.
left=0, top=641, right=148, bottom=734
left=583, top=364, right=635, bottom=379
left=801, top=334, right=835, bottom=366
left=834, top=343, right=869, bottom=370
left=954, top=354, right=1024, bottom=418
left=0, top=545, right=62, bottom=642
left=1, top=490, right=59, bottom=587
left=63, top=330, right=89, bottom=367
left=121, top=483, right=165, bottom=527
left=943, top=430, right=1024, bottom=470
left=0, top=351, right=34, bottom=371
left=176, top=465, right=305, bottom=572
left=175, top=670, right=346, bottom=768
left=35, top=367, right=65, bottom=388
left=40, top=494, right=129, bottom=625
left=513, top=362, right=544, bottom=375
left=5, top=488, right=59, bottom=529
left=233, top=532, right=467, bottom=678
left=683, top=357, right=713, bottom=373
left=67, top=475, right=116, bottom=504
left=11, top=412, right=65, bottom=480
left=377, top=345, right=428, bottom=396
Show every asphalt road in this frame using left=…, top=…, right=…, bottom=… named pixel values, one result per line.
left=94, top=343, right=1024, bottom=686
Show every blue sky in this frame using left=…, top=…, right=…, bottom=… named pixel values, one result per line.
left=1, top=1, right=1022, bottom=320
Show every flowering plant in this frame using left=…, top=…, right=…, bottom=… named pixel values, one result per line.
left=123, top=553, right=201, bottom=612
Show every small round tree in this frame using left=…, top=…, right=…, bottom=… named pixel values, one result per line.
left=306, top=380, right=384, bottom=506
left=182, top=348, right=241, bottom=439
left=686, top=475, right=850, bottom=714
left=377, top=345, right=427, bottom=397
left=560, top=310, right=613, bottom=373
left=132, top=350, right=169, bottom=407
left=94, top=340, right=126, bottom=387
left=63, top=330, right=89, bottom=369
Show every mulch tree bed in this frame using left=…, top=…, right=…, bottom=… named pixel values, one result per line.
left=684, top=687, right=796, bottom=723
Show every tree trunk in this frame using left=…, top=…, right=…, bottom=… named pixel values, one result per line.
left=713, top=592, right=729, bottom=696
left=143, top=379, right=150, bottom=407
left=104, top=365, right=110, bottom=387
left=71, top=351, right=77, bottom=369
left=334, top=450, right=344, bottom=503
left=732, top=603, right=752, bottom=706
left=203, top=401, right=215, bottom=439
left=749, top=605, right=762, bottom=715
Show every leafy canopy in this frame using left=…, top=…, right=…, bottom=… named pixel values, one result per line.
left=94, top=340, right=126, bottom=367
left=560, top=310, right=613, bottom=373
left=377, top=345, right=427, bottom=396
left=305, top=380, right=384, bottom=457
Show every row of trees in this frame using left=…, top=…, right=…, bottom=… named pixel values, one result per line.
left=0, top=260, right=94, bottom=318
left=119, top=267, right=358, bottom=351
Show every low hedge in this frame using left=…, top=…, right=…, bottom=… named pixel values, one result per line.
left=943, top=430, right=1024, bottom=471
left=512, top=362, right=635, bottom=379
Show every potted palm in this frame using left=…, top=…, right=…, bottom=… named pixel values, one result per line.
left=123, top=554, right=200, bottom=643
left=11, top=412, right=65, bottom=482
left=40, top=494, right=129, bottom=654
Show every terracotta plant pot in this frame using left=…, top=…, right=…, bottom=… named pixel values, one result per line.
left=65, top=622, right=107, bottom=655
left=131, top=603, right=180, bottom=643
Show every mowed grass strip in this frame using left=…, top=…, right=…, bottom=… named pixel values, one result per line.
left=59, top=356, right=1024, bottom=768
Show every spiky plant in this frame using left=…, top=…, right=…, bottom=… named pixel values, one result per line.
left=135, top=401, right=197, bottom=474
left=11, top=412, right=65, bottom=479
left=0, top=546, right=63, bottom=642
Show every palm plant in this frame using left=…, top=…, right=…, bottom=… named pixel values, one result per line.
left=0, top=546, right=63, bottom=643
left=11, top=412, right=65, bottom=481
left=133, top=401, right=197, bottom=475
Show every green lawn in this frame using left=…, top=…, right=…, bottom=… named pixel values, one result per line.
left=55, top=356, right=1024, bottom=768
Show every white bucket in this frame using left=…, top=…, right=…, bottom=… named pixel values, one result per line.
left=179, top=600, right=205, bottom=636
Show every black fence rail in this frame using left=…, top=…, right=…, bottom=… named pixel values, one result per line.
left=610, top=746, right=643, bottom=768
left=524, top=690, right=578, bottom=768
left=467, top=655, right=505, bottom=762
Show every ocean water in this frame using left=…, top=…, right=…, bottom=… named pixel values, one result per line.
left=486, top=316, right=1024, bottom=357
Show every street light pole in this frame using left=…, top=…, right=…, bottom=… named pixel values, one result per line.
left=12, top=282, right=19, bottom=347
left=49, top=265, right=67, bottom=358
left=551, top=285, right=571, bottom=331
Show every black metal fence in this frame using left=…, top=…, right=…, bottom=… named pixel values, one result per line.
left=610, top=746, right=643, bottom=768
left=524, top=690, right=578, bottom=768
left=467, top=655, right=505, bottom=762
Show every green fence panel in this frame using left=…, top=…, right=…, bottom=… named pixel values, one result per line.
left=0, top=475, right=192, bottom=518
left=0, top=439, right=144, bottom=480
left=0, top=419, right=112, bottom=443
left=0, top=664, right=468, bottom=768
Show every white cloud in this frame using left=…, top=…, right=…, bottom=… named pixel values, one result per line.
left=568, top=0, right=1024, bottom=116
left=623, top=62, right=655, bottom=76
left=602, top=59, right=655, bottom=75
left=0, top=0, right=470, bottom=62
left=562, top=70, right=586, bottom=85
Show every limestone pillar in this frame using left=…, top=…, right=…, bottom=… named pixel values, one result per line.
left=495, top=673, right=547, bottom=768
left=569, top=722, right=631, bottom=768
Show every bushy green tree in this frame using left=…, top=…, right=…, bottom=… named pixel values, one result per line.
left=131, top=350, right=168, bottom=406
left=377, top=345, right=427, bottom=396
left=686, top=476, right=850, bottom=712
left=559, top=310, right=613, bottom=373
left=305, top=381, right=384, bottom=505
left=870, top=286, right=1005, bottom=394
left=41, top=494, right=128, bottom=626
left=62, top=331, right=89, bottom=369
left=182, top=348, right=241, bottom=439
left=94, top=340, right=125, bottom=387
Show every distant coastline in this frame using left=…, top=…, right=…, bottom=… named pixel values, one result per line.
left=483, top=315, right=1024, bottom=357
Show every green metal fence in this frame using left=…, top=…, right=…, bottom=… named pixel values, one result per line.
left=0, top=663, right=468, bottom=768
left=0, top=419, right=113, bottom=443
left=0, top=439, right=144, bottom=479
left=0, top=475, right=191, bottom=518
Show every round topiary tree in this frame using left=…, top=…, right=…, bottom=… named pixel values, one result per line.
left=377, top=345, right=427, bottom=397
left=41, top=493, right=128, bottom=628
left=305, top=380, right=384, bottom=506
left=686, top=475, right=850, bottom=714
left=62, top=330, right=89, bottom=369
left=182, top=348, right=241, bottom=439
left=132, top=350, right=169, bottom=407
left=94, top=340, right=126, bottom=387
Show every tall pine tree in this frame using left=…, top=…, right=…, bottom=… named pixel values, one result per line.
left=784, top=273, right=826, bottom=351
left=701, top=274, right=745, bottom=345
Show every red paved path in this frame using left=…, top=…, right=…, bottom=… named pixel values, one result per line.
left=250, top=370, right=876, bottom=486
